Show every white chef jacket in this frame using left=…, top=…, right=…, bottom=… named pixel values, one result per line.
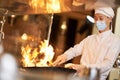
left=63, top=30, right=120, bottom=80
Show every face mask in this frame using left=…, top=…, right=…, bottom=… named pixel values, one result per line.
left=96, top=21, right=107, bottom=31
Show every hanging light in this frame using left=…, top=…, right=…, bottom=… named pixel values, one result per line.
left=86, top=15, right=94, bottom=23
left=72, top=0, right=84, bottom=6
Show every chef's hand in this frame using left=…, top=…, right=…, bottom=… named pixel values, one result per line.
left=65, top=63, right=86, bottom=71
left=53, top=54, right=67, bottom=66
left=65, top=63, right=88, bottom=77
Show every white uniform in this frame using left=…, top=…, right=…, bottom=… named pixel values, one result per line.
left=63, top=30, right=120, bottom=80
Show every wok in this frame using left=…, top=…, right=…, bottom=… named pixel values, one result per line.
left=19, top=67, right=76, bottom=80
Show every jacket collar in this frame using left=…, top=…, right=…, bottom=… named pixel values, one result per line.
left=97, top=30, right=112, bottom=40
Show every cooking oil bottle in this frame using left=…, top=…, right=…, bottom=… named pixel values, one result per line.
left=89, top=68, right=99, bottom=80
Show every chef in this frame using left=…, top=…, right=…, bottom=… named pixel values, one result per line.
left=53, top=7, right=120, bottom=80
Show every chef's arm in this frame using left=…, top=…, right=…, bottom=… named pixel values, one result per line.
left=63, top=38, right=86, bottom=61
left=52, top=39, right=86, bottom=66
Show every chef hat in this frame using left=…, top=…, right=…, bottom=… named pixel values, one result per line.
left=95, top=7, right=115, bottom=18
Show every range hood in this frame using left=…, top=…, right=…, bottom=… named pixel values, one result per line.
left=0, top=0, right=119, bottom=15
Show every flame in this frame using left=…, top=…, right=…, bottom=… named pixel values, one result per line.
left=29, top=0, right=45, bottom=12
left=46, top=0, right=61, bottom=13
left=29, top=0, right=61, bottom=13
left=21, top=34, right=55, bottom=67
